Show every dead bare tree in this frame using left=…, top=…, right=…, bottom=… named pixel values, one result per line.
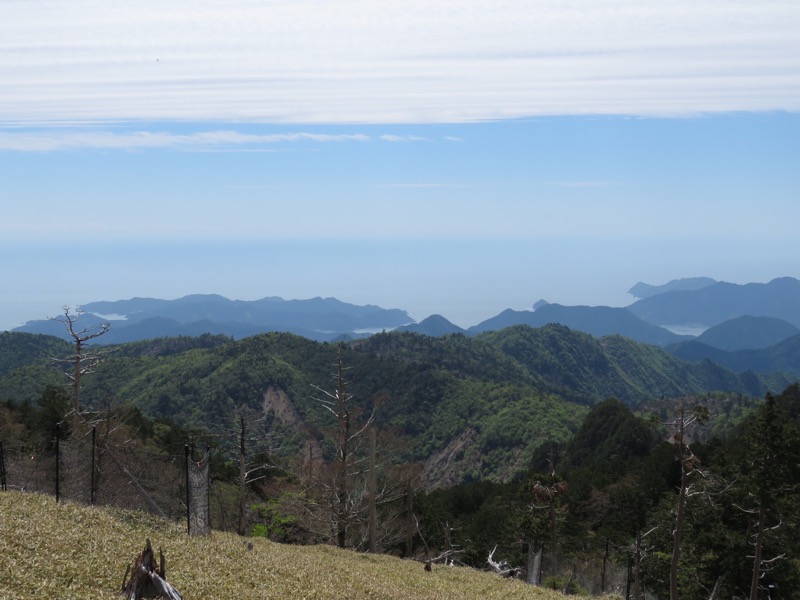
left=310, top=346, right=377, bottom=548
left=213, top=403, right=276, bottom=536
left=628, top=526, right=658, bottom=600
left=368, top=426, right=377, bottom=552
left=530, top=456, right=568, bottom=579
left=50, top=307, right=110, bottom=432
left=740, top=393, right=797, bottom=600
left=410, top=511, right=462, bottom=570
left=665, top=402, right=709, bottom=600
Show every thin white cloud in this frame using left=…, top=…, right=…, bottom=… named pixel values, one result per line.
left=0, top=221, right=109, bottom=234
left=380, top=135, right=429, bottom=142
left=378, top=183, right=467, bottom=189
left=0, top=130, right=370, bottom=152
left=0, top=0, right=797, bottom=125
left=545, top=181, right=617, bottom=188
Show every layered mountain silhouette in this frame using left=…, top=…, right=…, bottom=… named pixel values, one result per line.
left=627, top=277, right=800, bottom=328
left=693, top=315, right=799, bottom=352
left=13, top=295, right=414, bottom=344
left=667, top=334, right=800, bottom=379
left=11, top=277, right=800, bottom=379
left=628, top=276, right=717, bottom=299
left=467, top=303, right=689, bottom=346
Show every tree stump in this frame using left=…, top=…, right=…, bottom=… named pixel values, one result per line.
left=120, top=539, right=184, bottom=600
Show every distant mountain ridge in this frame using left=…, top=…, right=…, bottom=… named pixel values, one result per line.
left=10, top=276, right=800, bottom=372
left=628, top=277, right=717, bottom=299
left=13, top=295, right=413, bottom=344
left=694, top=315, right=800, bottom=351
left=627, top=277, right=800, bottom=328
left=667, top=334, right=800, bottom=379
left=467, top=303, right=689, bottom=346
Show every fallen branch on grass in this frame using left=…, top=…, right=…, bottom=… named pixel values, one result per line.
left=120, top=538, right=183, bottom=600
left=487, top=545, right=523, bottom=579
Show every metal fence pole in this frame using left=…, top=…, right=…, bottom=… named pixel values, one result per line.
left=185, top=444, right=191, bottom=535
left=55, top=423, right=61, bottom=503
left=0, top=441, right=6, bottom=492
left=206, top=445, right=211, bottom=530
left=90, top=426, right=97, bottom=505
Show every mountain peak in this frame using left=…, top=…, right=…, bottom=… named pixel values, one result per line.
left=396, top=314, right=465, bottom=337
left=628, top=277, right=717, bottom=299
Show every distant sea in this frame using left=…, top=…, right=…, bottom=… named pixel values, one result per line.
left=661, top=324, right=707, bottom=337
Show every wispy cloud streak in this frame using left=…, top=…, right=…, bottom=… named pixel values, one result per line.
left=380, top=135, right=429, bottom=142
left=545, top=181, right=617, bottom=188
left=377, top=183, right=467, bottom=189
left=0, top=130, right=370, bottom=152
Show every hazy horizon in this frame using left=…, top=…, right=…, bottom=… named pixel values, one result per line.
left=3, top=242, right=797, bottom=332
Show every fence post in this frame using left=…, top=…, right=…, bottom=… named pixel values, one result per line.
left=55, top=423, right=61, bottom=503
left=625, top=554, right=632, bottom=600
left=0, top=441, right=6, bottom=492
left=185, top=444, right=191, bottom=535
left=206, top=445, right=211, bottom=531
left=90, top=426, right=97, bottom=505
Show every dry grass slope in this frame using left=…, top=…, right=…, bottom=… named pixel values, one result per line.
left=0, top=491, right=621, bottom=599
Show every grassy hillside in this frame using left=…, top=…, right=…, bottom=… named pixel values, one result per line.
left=0, top=491, right=616, bottom=599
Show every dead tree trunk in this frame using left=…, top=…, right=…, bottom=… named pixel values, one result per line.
left=238, top=413, right=247, bottom=536
left=709, top=575, right=724, bottom=600
left=51, top=307, right=110, bottom=433
left=335, top=353, right=350, bottom=548
left=526, top=542, right=542, bottom=585
left=120, top=539, right=183, bottom=600
left=405, top=480, right=414, bottom=557
left=749, top=504, right=766, bottom=600
left=368, top=426, right=377, bottom=553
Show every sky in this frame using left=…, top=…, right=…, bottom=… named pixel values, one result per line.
left=1, top=0, right=799, bottom=330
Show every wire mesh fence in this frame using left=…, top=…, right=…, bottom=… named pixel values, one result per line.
left=188, top=448, right=211, bottom=536
left=0, top=426, right=211, bottom=535
left=3, top=443, right=56, bottom=496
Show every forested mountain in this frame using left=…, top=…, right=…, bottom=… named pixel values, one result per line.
left=395, top=314, right=466, bottom=336
left=694, top=315, right=800, bottom=351
left=669, top=333, right=800, bottom=379
left=417, top=384, right=800, bottom=598
left=0, top=325, right=792, bottom=487
left=0, top=332, right=70, bottom=377
left=468, top=304, right=687, bottom=346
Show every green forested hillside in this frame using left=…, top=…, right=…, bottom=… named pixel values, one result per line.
left=415, top=385, right=800, bottom=598
left=0, top=325, right=789, bottom=486
left=0, top=331, right=70, bottom=377
left=670, top=334, right=800, bottom=380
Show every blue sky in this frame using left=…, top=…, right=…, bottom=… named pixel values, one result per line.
left=1, top=1, right=799, bottom=330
